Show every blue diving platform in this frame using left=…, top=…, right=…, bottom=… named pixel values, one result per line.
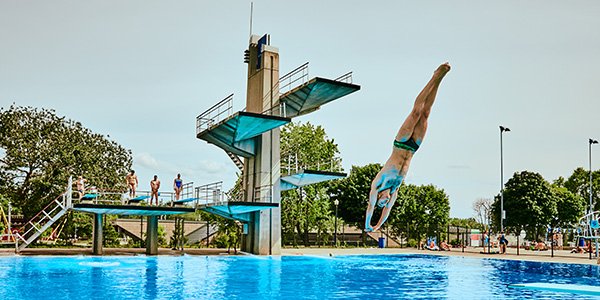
left=81, top=193, right=99, bottom=200
left=171, top=197, right=200, bottom=206
left=198, top=201, right=278, bottom=223
left=279, top=77, right=360, bottom=118
left=281, top=170, right=347, bottom=191
left=127, top=195, right=150, bottom=205
left=72, top=203, right=195, bottom=216
left=197, top=111, right=291, bottom=158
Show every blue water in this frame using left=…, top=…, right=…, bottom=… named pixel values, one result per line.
left=0, top=254, right=598, bottom=299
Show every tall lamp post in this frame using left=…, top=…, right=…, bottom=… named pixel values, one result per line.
left=589, top=138, right=598, bottom=258
left=333, top=199, right=339, bottom=247
left=500, top=126, right=510, bottom=232
left=589, top=139, right=598, bottom=215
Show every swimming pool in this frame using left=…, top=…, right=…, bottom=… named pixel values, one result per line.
left=0, top=254, right=598, bottom=299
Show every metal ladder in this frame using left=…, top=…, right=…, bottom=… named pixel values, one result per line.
left=16, top=177, right=73, bottom=251
left=225, top=150, right=244, bottom=171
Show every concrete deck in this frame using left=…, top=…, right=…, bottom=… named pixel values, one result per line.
left=281, top=246, right=600, bottom=266
left=2, top=245, right=598, bottom=266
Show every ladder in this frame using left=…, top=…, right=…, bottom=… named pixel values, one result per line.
left=225, top=150, right=244, bottom=172
left=16, top=178, right=73, bottom=251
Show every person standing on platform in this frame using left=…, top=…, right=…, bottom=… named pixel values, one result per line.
left=76, top=175, right=87, bottom=200
left=126, top=170, right=138, bottom=198
left=150, top=175, right=161, bottom=206
left=173, top=174, right=183, bottom=200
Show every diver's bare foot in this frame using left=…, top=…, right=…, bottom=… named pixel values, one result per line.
left=434, top=62, right=451, bottom=77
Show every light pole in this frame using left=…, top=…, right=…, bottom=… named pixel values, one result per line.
left=589, top=138, right=598, bottom=215
left=589, top=138, right=598, bottom=258
left=499, top=125, right=510, bottom=232
left=333, top=199, right=339, bottom=247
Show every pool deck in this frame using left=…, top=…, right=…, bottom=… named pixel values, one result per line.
left=281, top=247, right=600, bottom=266
left=1, top=246, right=598, bottom=265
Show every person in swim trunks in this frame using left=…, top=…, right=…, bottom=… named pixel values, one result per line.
left=173, top=174, right=183, bottom=200
left=365, top=63, right=451, bottom=232
left=150, top=175, right=161, bottom=206
left=125, top=170, right=138, bottom=198
left=76, top=175, right=87, bottom=200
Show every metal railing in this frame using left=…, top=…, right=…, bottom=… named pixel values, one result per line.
left=196, top=94, right=234, bottom=135
left=334, top=71, right=353, bottom=84
left=253, top=185, right=273, bottom=203
left=279, top=62, right=309, bottom=95
left=281, top=154, right=343, bottom=176
left=195, top=181, right=226, bottom=206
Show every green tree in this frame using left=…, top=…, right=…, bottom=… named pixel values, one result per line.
left=564, top=167, right=600, bottom=211
left=328, top=164, right=382, bottom=229
left=493, top=171, right=557, bottom=240
left=551, top=185, right=586, bottom=228
left=280, top=121, right=341, bottom=246
left=388, top=184, right=450, bottom=245
left=0, top=105, right=132, bottom=218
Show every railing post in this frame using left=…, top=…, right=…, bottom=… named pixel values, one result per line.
left=67, top=176, right=73, bottom=208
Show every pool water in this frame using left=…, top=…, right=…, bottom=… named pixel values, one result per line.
left=0, top=254, right=598, bottom=299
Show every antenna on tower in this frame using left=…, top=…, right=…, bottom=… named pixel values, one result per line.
left=249, top=2, right=254, bottom=38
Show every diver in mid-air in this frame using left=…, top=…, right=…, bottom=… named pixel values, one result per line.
left=365, top=62, right=451, bottom=232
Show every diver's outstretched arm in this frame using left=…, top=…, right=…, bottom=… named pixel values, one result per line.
left=372, top=192, right=398, bottom=232
left=365, top=186, right=378, bottom=232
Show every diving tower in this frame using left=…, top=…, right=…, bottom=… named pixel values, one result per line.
left=195, top=33, right=360, bottom=255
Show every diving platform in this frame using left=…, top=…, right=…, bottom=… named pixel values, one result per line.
left=280, top=169, right=347, bottom=191
left=279, top=77, right=360, bottom=118
left=72, top=203, right=195, bottom=216
left=196, top=95, right=291, bottom=157
left=198, top=202, right=278, bottom=223
left=72, top=203, right=195, bottom=256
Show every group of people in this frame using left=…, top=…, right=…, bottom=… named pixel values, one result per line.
left=74, top=171, right=186, bottom=206
left=125, top=170, right=185, bottom=205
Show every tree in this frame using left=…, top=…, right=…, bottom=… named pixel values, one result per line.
left=551, top=185, right=586, bottom=229
left=472, top=198, right=492, bottom=227
left=492, top=171, right=557, bottom=240
left=388, top=184, right=450, bottom=244
left=564, top=167, right=600, bottom=211
left=280, top=121, right=341, bottom=246
left=328, top=163, right=382, bottom=229
left=0, top=105, right=132, bottom=218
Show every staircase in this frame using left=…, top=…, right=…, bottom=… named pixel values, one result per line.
left=17, top=178, right=73, bottom=251
left=225, top=150, right=244, bottom=171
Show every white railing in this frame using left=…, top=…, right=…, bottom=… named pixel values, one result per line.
left=281, top=154, right=343, bottom=176
left=196, top=94, right=234, bottom=134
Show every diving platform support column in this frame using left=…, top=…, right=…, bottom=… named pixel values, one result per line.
left=146, top=216, right=159, bottom=255
left=242, top=35, right=282, bottom=255
left=93, top=213, right=103, bottom=255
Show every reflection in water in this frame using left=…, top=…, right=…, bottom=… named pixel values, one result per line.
left=144, top=258, right=158, bottom=300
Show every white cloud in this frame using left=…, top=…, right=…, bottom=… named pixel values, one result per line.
left=135, top=152, right=160, bottom=170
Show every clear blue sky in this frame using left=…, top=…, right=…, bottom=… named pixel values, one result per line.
left=2, top=1, right=600, bottom=218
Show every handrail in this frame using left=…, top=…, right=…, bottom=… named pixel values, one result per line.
left=334, top=71, right=353, bottom=83
left=196, top=94, right=234, bottom=134
left=281, top=154, right=343, bottom=176
left=279, top=62, right=309, bottom=95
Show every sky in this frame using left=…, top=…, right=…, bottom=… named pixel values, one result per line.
left=1, top=1, right=600, bottom=218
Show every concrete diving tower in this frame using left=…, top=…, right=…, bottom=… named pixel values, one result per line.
left=196, top=94, right=290, bottom=158
left=194, top=33, right=360, bottom=255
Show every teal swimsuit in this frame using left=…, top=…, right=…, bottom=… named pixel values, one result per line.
left=393, top=138, right=420, bottom=153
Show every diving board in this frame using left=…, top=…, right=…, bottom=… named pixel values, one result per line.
left=171, top=197, right=200, bottom=206
left=127, top=195, right=149, bottom=205
left=281, top=170, right=347, bottom=191
left=279, top=77, right=360, bottom=118
left=508, top=283, right=600, bottom=296
left=196, top=111, right=291, bottom=158
left=198, top=201, right=278, bottom=223
left=81, top=193, right=99, bottom=200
